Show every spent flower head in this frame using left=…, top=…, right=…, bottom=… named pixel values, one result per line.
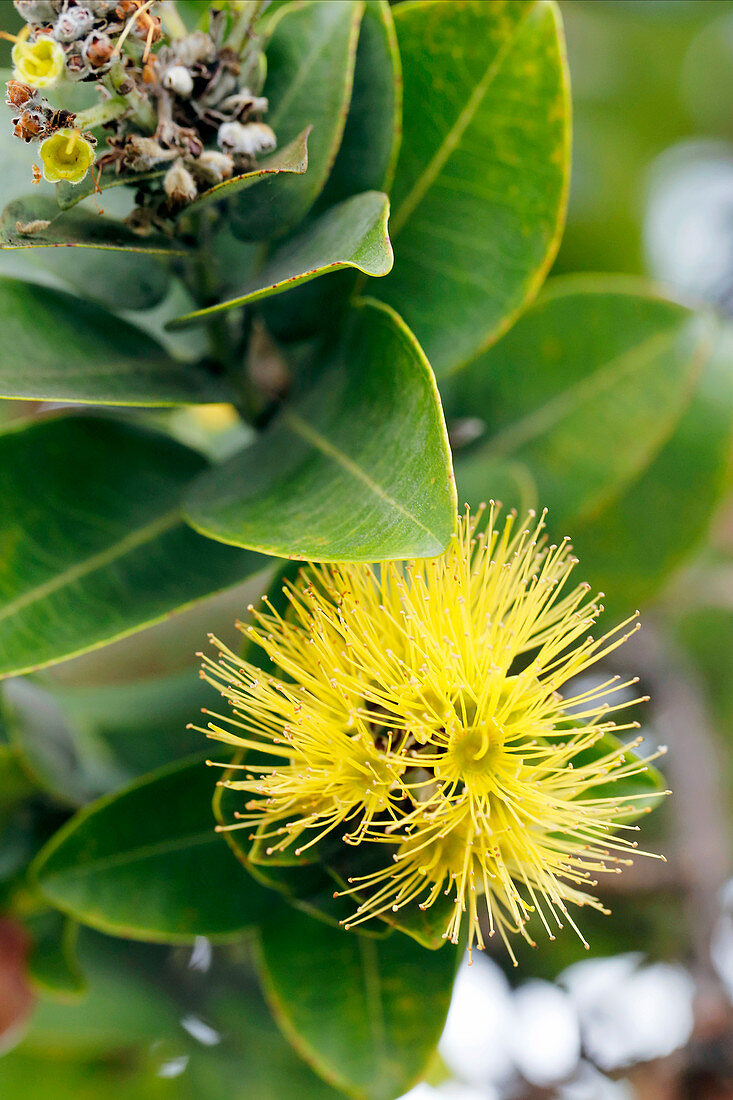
left=5, top=0, right=275, bottom=218
left=198, top=507, right=668, bottom=961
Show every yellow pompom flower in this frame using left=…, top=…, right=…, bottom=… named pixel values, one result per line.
left=200, top=507, right=666, bottom=961
left=40, top=130, right=96, bottom=184
left=12, top=35, right=66, bottom=90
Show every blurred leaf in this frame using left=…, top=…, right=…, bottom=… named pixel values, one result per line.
left=449, top=278, right=715, bottom=527
left=0, top=417, right=265, bottom=678
left=0, top=744, right=35, bottom=830
left=185, top=128, right=310, bottom=213
left=570, top=322, right=733, bottom=618
left=185, top=298, right=457, bottom=561
left=3, top=679, right=128, bottom=807
left=0, top=1054, right=182, bottom=1100
left=0, top=278, right=227, bottom=406
left=373, top=0, right=570, bottom=376
left=26, top=913, right=86, bottom=1001
left=170, top=191, right=393, bottom=328
left=0, top=196, right=184, bottom=255
left=255, top=906, right=457, bottom=1100
left=319, top=0, right=402, bottom=205
left=20, top=931, right=182, bottom=1058
left=230, top=0, right=363, bottom=239
left=32, top=754, right=273, bottom=943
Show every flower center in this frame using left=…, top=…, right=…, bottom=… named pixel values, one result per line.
left=437, top=719, right=508, bottom=794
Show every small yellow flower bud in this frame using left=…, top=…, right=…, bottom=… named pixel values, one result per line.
left=40, top=130, right=95, bottom=184
left=12, top=36, right=66, bottom=90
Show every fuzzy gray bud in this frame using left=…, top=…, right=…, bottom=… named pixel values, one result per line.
left=14, top=0, right=57, bottom=22
left=164, top=159, right=198, bottom=205
left=163, top=65, right=194, bottom=98
left=173, top=31, right=216, bottom=68
left=217, top=121, right=276, bottom=157
left=191, top=150, right=234, bottom=186
left=54, top=7, right=95, bottom=42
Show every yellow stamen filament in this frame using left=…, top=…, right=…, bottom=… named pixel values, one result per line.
left=201, top=507, right=667, bottom=959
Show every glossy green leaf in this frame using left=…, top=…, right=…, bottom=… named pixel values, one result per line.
left=374, top=0, right=570, bottom=376
left=0, top=417, right=265, bottom=677
left=185, top=298, right=457, bottom=561
left=185, top=128, right=310, bottom=213
left=26, top=913, right=86, bottom=1001
left=170, top=191, right=392, bottom=327
left=319, top=0, right=402, bottom=205
left=256, top=906, right=457, bottom=1100
left=450, top=278, right=716, bottom=527
left=0, top=278, right=226, bottom=406
left=230, top=0, right=363, bottom=239
left=0, top=196, right=185, bottom=255
left=569, top=323, right=733, bottom=618
left=32, top=754, right=272, bottom=942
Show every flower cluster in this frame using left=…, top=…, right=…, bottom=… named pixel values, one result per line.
left=5, top=0, right=276, bottom=222
left=198, top=507, right=667, bottom=961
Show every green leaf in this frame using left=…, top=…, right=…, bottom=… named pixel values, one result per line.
left=3, top=668, right=209, bottom=806
left=0, top=196, right=185, bottom=255
left=3, top=679, right=128, bottom=807
left=169, top=191, right=393, bottom=328
left=230, top=0, right=364, bottom=239
left=319, top=0, right=402, bottom=205
left=0, top=245, right=171, bottom=314
left=0, top=278, right=227, bottom=406
left=184, top=298, right=456, bottom=561
left=26, top=913, right=87, bottom=1001
left=374, top=0, right=570, bottom=377
left=0, top=416, right=265, bottom=678
left=255, top=906, right=457, bottom=1100
left=449, top=278, right=716, bottom=527
left=0, top=743, right=35, bottom=828
left=20, top=931, right=183, bottom=1058
left=184, top=128, right=310, bottom=214
left=32, top=754, right=273, bottom=942
left=56, top=169, right=167, bottom=212
left=569, top=323, right=733, bottom=617
left=214, top=761, right=378, bottom=933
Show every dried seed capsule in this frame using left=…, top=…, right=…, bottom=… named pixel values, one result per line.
left=5, top=80, right=37, bottom=109
left=53, top=6, right=95, bottom=43
left=13, top=107, right=47, bottom=142
left=121, top=134, right=178, bottom=172
left=172, top=30, right=216, bottom=67
left=217, top=121, right=276, bottom=157
left=164, top=159, right=198, bottom=205
left=81, top=31, right=114, bottom=70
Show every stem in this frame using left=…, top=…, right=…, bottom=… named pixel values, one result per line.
left=226, top=1, right=271, bottom=56
left=104, top=62, right=157, bottom=133
left=159, top=0, right=188, bottom=39
left=75, top=96, right=129, bottom=131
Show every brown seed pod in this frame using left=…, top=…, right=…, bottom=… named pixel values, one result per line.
left=13, top=108, right=47, bottom=142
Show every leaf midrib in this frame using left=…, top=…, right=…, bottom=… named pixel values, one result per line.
left=485, top=322, right=703, bottom=457
left=390, top=0, right=536, bottom=236
left=283, top=409, right=442, bottom=545
left=40, top=829, right=216, bottom=887
left=0, top=509, right=180, bottom=625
